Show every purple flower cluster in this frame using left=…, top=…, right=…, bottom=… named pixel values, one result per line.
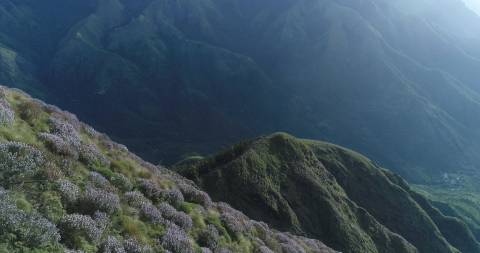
left=39, top=133, right=79, bottom=158
left=140, top=202, right=164, bottom=225
left=45, top=116, right=110, bottom=167
left=179, top=183, right=212, bottom=208
left=276, top=233, right=306, bottom=253
left=138, top=180, right=185, bottom=207
left=123, top=238, right=153, bottom=253
left=89, top=171, right=110, bottom=188
left=79, top=143, right=110, bottom=167
left=60, top=213, right=105, bottom=243
left=93, top=211, right=110, bottom=232
left=220, top=213, right=246, bottom=235
left=0, top=142, right=44, bottom=181
left=124, top=191, right=150, bottom=209
left=164, top=189, right=184, bottom=208
left=201, top=248, right=213, bottom=253
left=157, top=202, right=193, bottom=230
left=138, top=179, right=163, bottom=201
left=49, top=117, right=82, bottom=148
left=257, top=246, right=275, bottom=253
left=56, top=179, right=81, bottom=203
left=81, top=186, right=120, bottom=214
left=0, top=188, right=60, bottom=246
left=101, top=236, right=126, bottom=253
left=161, top=224, right=195, bottom=253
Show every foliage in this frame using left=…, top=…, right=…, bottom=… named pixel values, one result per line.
left=0, top=88, right=337, bottom=253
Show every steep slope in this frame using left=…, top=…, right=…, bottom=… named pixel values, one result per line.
left=176, top=133, right=480, bottom=253
left=0, top=86, right=336, bottom=253
left=1, top=0, right=480, bottom=182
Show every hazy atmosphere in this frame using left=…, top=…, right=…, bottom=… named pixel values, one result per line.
left=465, top=0, right=480, bottom=14
left=0, top=0, right=480, bottom=252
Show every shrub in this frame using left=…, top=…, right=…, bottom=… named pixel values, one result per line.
left=93, top=211, right=110, bottom=232
left=198, top=224, right=219, bottom=249
left=88, top=171, right=110, bottom=188
left=220, top=213, right=245, bottom=235
left=125, top=191, right=162, bottom=225
left=164, top=189, right=184, bottom=208
left=39, top=133, right=78, bottom=158
left=276, top=233, right=306, bottom=253
left=124, top=191, right=150, bottom=209
left=123, top=238, right=153, bottom=253
left=79, top=143, right=110, bottom=167
left=83, top=125, right=100, bottom=138
left=178, top=184, right=212, bottom=208
left=0, top=99, right=14, bottom=126
left=59, top=214, right=104, bottom=244
left=158, top=203, right=193, bottom=230
left=81, top=186, right=120, bottom=214
left=139, top=203, right=164, bottom=225
left=18, top=100, right=43, bottom=125
left=201, top=248, right=213, bottom=253
left=56, top=179, right=81, bottom=204
left=161, top=225, right=194, bottom=253
left=171, top=211, right=193, bottom=231
left=257, top=246, right=274, bottom=253
left=137, top=179, right=162, bottom=201
left=48, top=117, right=81, bottom=148
left=0, top=188, right=60, bottom=247
left=297, top=238, right=331, bottom=252
left=0, top=142, right=44, bottom=182
left=101, top=236, right=126, bottom=253
left=111, top=173, right=133, bottom=192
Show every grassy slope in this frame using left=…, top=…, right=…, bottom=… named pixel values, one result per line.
left=176, top=133, right=480, bottom=253
left=0, top=87, right=336, bottom=253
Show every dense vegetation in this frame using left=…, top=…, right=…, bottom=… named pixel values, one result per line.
left=0, top=86, right=337, bottom=253
left=176, top=133, right=480, bottom=253
left=1, top=0, right=480, bottom=185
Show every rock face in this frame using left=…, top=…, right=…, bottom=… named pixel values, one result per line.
left=176, top=133, right=480, bottom=253
left=0, top=86, right=336, bottom=253
left=1, top=0, right=480, bottom=182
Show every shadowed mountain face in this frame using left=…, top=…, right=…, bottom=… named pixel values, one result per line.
left=1, top=0, right=480, bottom=182
left=176, top=133, right=480, bottom=253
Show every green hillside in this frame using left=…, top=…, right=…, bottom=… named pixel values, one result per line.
left=0, top=86, right=337, bottom=253
left=176, top=133, right=480, bottom=253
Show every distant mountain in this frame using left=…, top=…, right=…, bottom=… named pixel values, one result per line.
left=176, top=133, right=480, bottom=253
left=0, top=86, right=336, bottom=253
left=1, top=0, right=480, bottom=183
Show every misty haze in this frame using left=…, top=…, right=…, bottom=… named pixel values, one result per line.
left=0, top=0, right=480, bottom=252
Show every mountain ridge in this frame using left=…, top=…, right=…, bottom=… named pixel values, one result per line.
left=176, top=132, right=480, bottom=253
left=2, top=0, right=480, bottom=183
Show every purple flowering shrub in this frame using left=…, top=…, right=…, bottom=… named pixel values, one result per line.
left=80, top=186, right=120, bottom=214
left=0, top=142, right=44, bottom=182
left=59, top=213, right=107, bottom=244
left=0, top=188, right=60, bottom=247
left=161, top=224, right=195, bottom=253
left=56, top=179, right=81, bottom=204
left=101, top=236, right=126, bottom=253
